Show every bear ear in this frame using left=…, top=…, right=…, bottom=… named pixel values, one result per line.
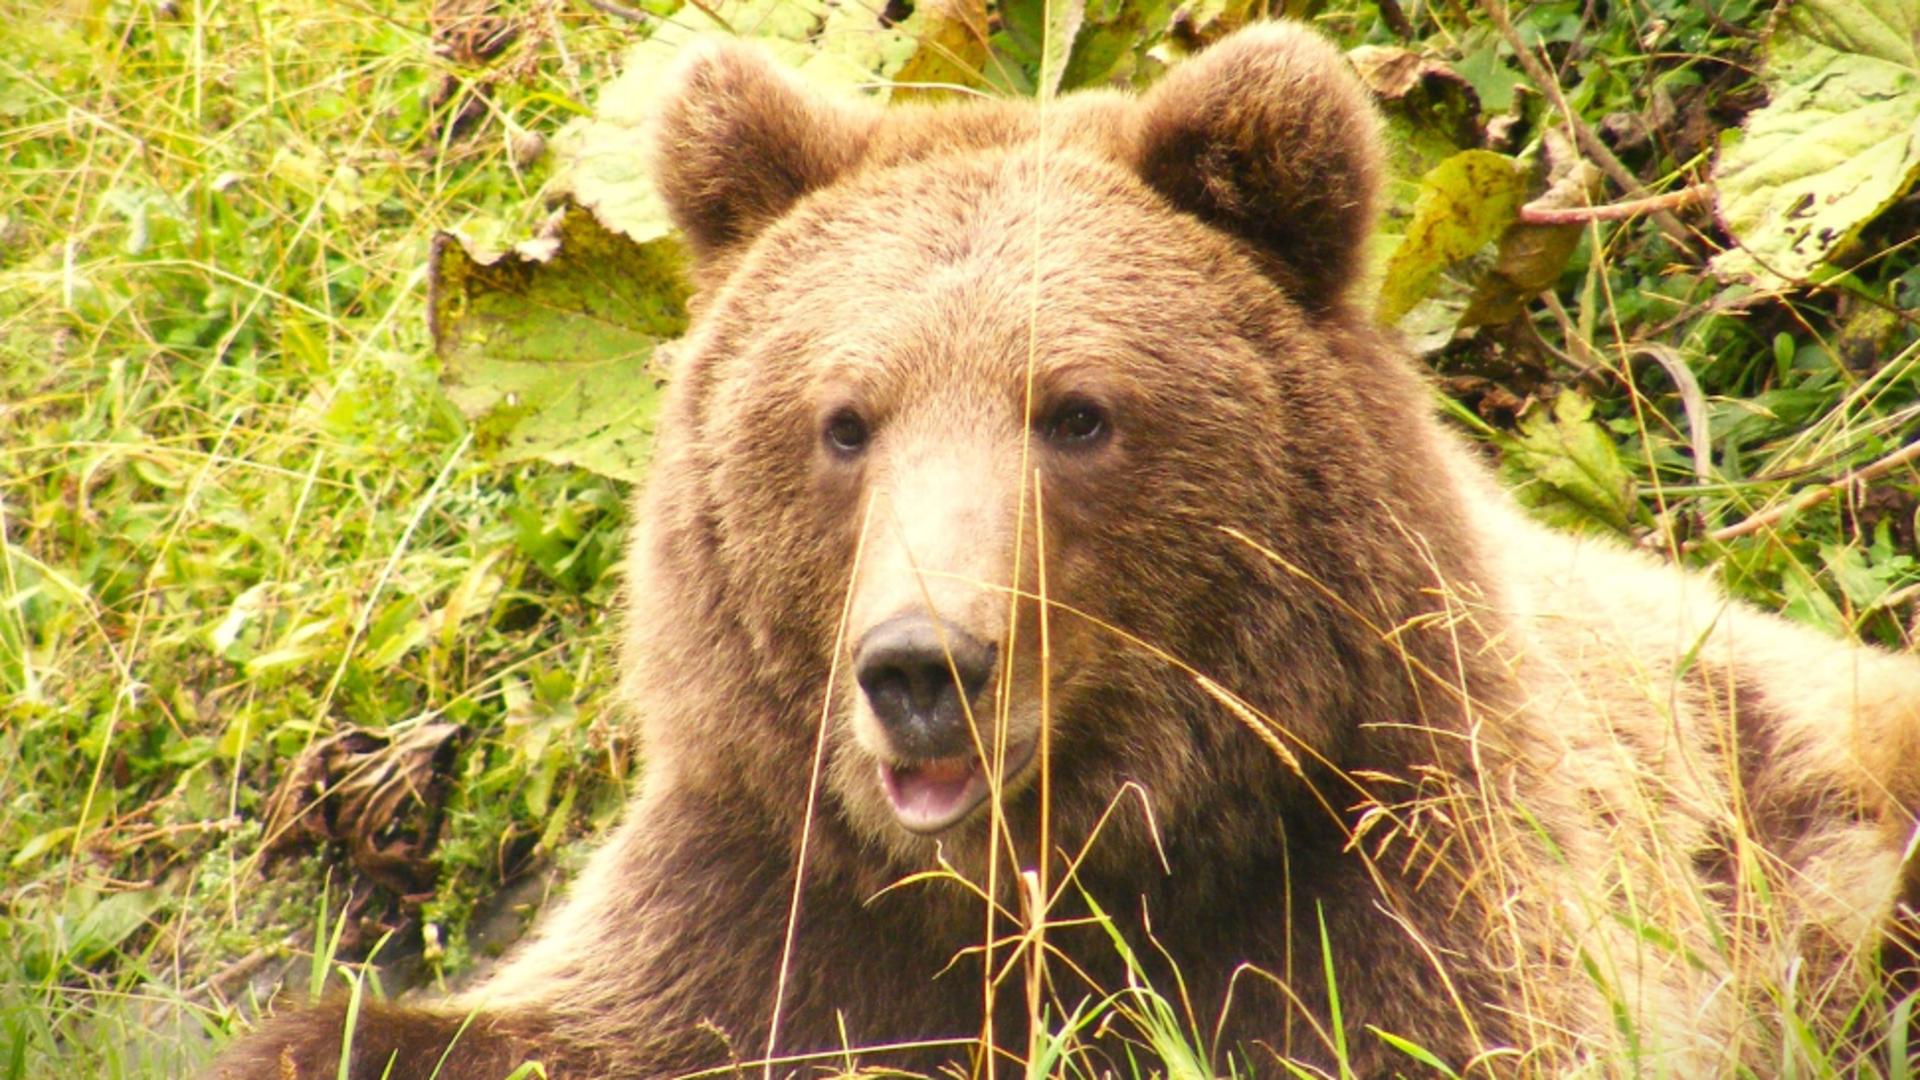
left=651, top=39, right=877, bottom=260
left=1131, top=23, right=1384, bottom=315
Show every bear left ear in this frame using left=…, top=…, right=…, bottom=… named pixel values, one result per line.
left=1131, top=23, right=1384, bottom=315
left=651, top=39, right=879, bottom=261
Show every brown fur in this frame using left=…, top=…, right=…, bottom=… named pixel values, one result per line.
left=211, top=24, right=1920, bottom=1079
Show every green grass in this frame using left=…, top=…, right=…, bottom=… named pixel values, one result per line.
left=0, top=1, right=635, bottom=1072
left=1, top=0, right=1915, bottom=1076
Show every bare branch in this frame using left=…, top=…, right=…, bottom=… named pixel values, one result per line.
left=575, top=0, right=653, bottom=24
left=1519, top=186, right=1708, bottom=226
left=1479, top=0, right=1699, bottom=254
left=1706, top=439, right=1920, bottom=544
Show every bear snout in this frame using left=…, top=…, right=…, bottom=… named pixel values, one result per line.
left=853, top=613, right=997, bottom=760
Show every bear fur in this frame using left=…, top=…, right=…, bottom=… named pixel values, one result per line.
left=211, top=22, right=1920, bottom=1079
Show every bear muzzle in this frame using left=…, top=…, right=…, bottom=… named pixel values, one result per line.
left=853, top=613, right=1032, bottom=832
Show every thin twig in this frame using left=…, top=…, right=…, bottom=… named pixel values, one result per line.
left=1537, top=290, right=1601, bottom=376
left=1705, top=439, right=1920, bottom=544
left=680, top=0, right=736, bottom=33
left=1480, top=0, right=1697, bottom=254
left=1519, top=185, right=1708, bottom=226
left=575, top=0, right=653, bottom=22
left=199, top=947, right=276, bottom=1002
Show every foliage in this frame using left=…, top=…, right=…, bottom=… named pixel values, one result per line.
left=433, top=206, right=690, bottom=481
left=0, top=1, right=635, bottom=1072
left=1, top=0, right=1916, bottom=1075
left=1710, top=0, right=1920, bottom=286
left=1375, top=148, right=1530, bottom=336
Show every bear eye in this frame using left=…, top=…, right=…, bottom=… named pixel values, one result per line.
left=824, top=408, right=870, bottom=455
left=1040, top=398, right=1109, bottom=449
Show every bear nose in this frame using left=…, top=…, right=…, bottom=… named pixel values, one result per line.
left=854, top=615, right=997, bottom=760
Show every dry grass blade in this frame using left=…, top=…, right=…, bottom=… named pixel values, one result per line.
left=1194, top=673, right=1304, bottom=777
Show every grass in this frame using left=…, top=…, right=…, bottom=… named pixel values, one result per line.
left=0, top=1, right=636, bottom=1072
left=1, top=0, right=1916, bottom=1076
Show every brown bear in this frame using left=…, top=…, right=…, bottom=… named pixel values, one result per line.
left=211, top=21, right=1920, bottom=1080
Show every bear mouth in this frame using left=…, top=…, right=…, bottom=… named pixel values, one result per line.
left=877, top=740, right=1037, bottom=834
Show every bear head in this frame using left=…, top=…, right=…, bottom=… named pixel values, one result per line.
left=626, top=25, right=1497, bottom=882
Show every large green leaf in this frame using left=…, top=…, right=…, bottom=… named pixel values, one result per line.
left=1375, top=149, right=1527, bottom=345
left=1057, top=0, right=1176, bottom=90
left=989, top=0, right=1083, bottom=95
left=1711, top=0, right=1920, bottom=286
left=448, top=0, right=1000, bottom=487
left=1460, top=131, right=1597, bottom=326
left=429, top=207, right=690, bottom=483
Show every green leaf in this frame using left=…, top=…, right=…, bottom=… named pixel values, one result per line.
left=1037, top=0, right=1088, bottom=98
left=1710, top=0, right=1920, bottom=286
left=66, top=887, right=164, bottom=966
left=1820, top=542, right=1891, bottom=608
left=990, top=0, right=1052, bottom=94
left=429, top=206, right=691, bottom=483
left=1499, top=391, right=1639, bottom=534
left=819, top=0, right=922, bottom=82
left=1057, top=0, right=1175, bottom=90
left=1452, top=37, right=1525, bottom=113
left=1460, top=131, right=1597, bottom=326
left=1317, top=903, right=1350, bottom=1076
left=1376, top=149, right=1527, bottom=334
left=1367, top=1026, right=1463, bottom=1078
left=8, top=826, right=74, bottom=869
left=1781, top=569, right=1848, bottom=633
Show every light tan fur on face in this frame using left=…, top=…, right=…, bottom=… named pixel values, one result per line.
left=209, top=23, right=1920, bottom=1080
left=833, top=391, right=1041, bottom=838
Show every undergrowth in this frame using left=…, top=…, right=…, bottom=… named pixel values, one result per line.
left=1, top=1, right=635, bottom=1072
left=0, top=0, right=1915, bottom=1076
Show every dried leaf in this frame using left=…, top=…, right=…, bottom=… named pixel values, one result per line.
left=893, top=0, right=992, bottom=98
left=263, top=722, right=461, bottom=898
left=1351, top=46, right=1482, bottom=164
left=1462, top=130, right=1598, bottom=325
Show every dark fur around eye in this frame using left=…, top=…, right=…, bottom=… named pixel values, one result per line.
left=824, top=408, right=870, bottom=455
left=1040, top=399, right=1110, bottom=449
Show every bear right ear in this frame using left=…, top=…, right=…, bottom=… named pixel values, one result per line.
left=651, top=40, right=878, bottom=261
left=1131, top=24, right=1384, bottom=315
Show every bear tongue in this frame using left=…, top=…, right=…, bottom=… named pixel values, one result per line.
left=880, top=756, right=985, bottom=833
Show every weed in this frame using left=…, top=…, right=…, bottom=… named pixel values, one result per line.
left=2, top=0, right=1915, bottom=1076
